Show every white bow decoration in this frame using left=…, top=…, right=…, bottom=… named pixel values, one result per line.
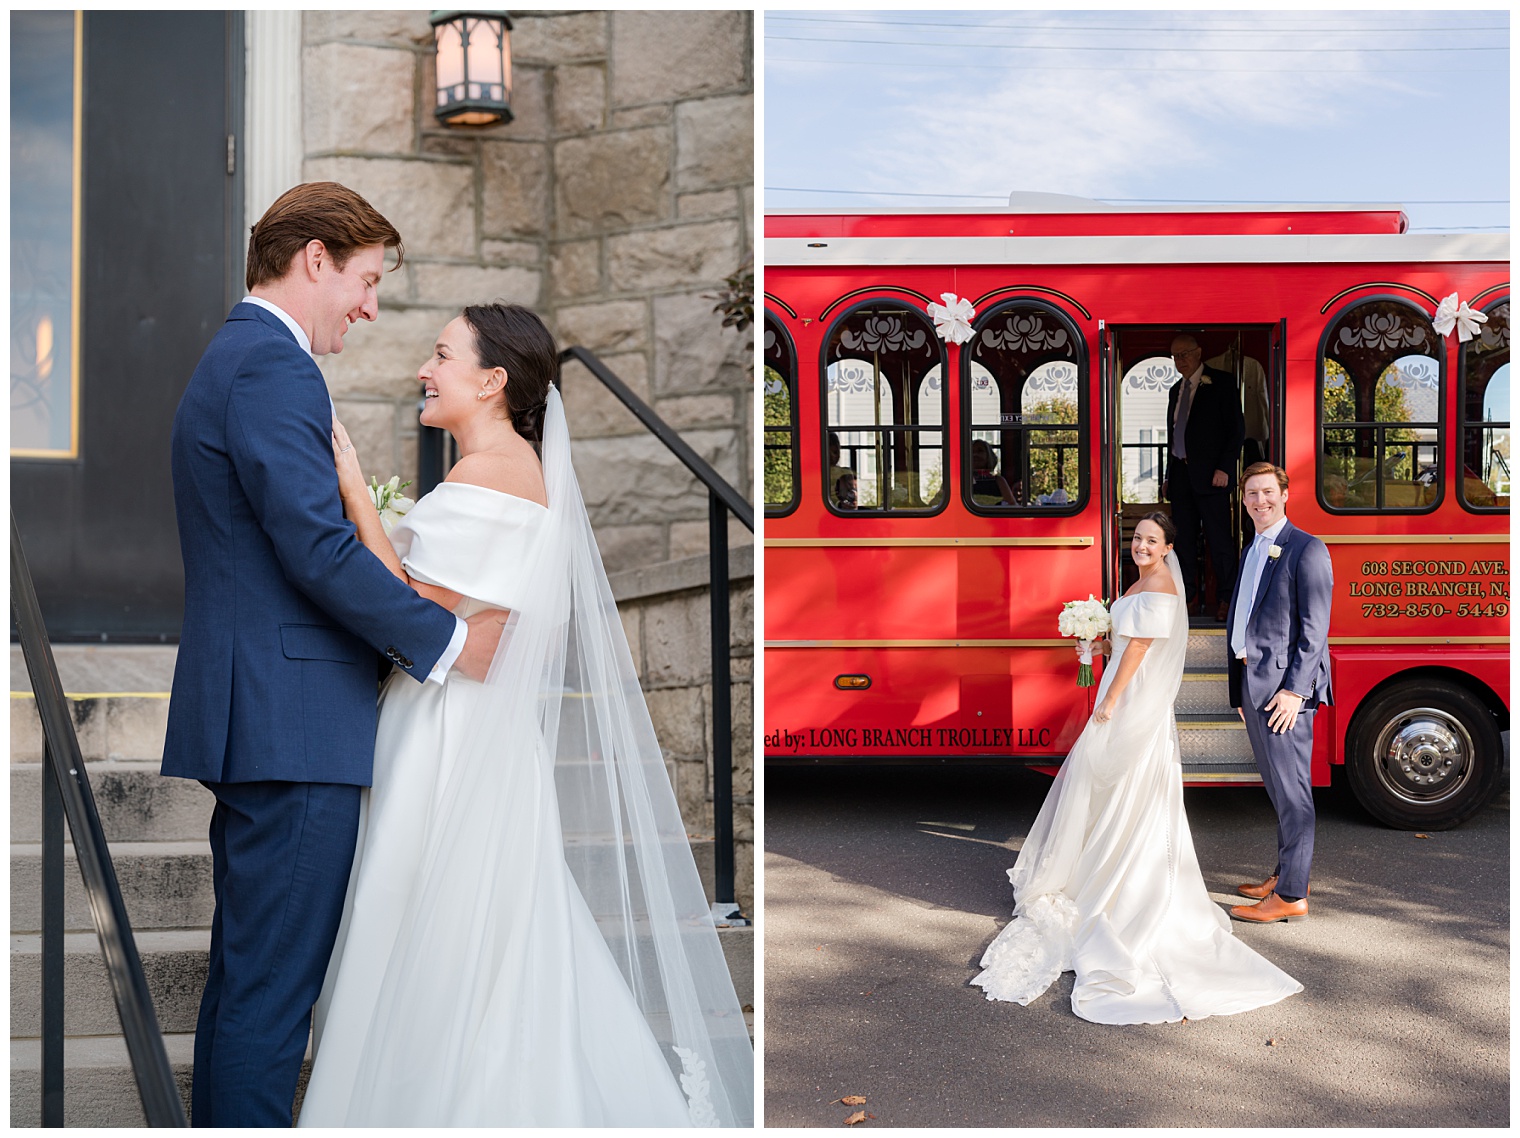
left=927, top=292, right=976, bottom=345
left=1433, top=292, right=1487, bottom=342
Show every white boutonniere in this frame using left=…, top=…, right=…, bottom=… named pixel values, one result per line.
left=369, top=475, right=415, bottom=535
left=1268, top=544, right=1282, bottom=560
left=1198, top=373, right=1212, bottom=386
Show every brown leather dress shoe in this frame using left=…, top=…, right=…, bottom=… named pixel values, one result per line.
left=1230, top=893, right=1308, bottom=923
left=1237, top=874, right=1278, bottom=900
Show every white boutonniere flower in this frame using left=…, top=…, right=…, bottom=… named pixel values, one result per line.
left=369, top=475, right=415, bottom=535
left=1198, top=373, right=1212, bottom=386
left=1268, top=545, right=1282, bottom=560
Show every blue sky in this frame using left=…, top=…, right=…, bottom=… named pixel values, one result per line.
left=763, top=9, right=1509, bottom=233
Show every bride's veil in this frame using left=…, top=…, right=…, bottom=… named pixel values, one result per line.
left=348, top=387, right=752, bottom=1125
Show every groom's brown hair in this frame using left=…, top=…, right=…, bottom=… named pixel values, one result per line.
left=1242, top=461, right=1289, bottom=492
left=245, top=181, right=404, bottom=290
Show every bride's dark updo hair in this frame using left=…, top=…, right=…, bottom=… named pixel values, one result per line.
left=1139, top=510, right=1177, bottom=546
left=460, top=302, right=559, bottom=444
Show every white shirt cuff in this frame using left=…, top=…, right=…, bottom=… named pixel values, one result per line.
left=426, top=617, right=468, bottom=684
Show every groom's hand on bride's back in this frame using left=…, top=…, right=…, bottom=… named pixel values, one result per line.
left=456, top=609, right=510, bottom=680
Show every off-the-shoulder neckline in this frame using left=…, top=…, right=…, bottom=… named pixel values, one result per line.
left=429, top=481, right=550, bottom=511
left=1118, top=588, right=1179, bottom=601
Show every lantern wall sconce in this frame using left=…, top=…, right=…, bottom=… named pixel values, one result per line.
left=430, top=10, right=513, bottom=126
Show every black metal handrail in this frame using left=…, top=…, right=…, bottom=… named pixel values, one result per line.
left=558, top=346, right=754, bottom=924
left=11, top=516, right=188, bottom=1127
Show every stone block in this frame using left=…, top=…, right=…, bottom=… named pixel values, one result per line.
left=675, top=94, right=753, bottom=192
left=678, top=189, right=739, bottom=220
left=554, top=128, right=672, bottom=238
left=304, top=9, right=433, bottom=46
left=555, top=299, right=647, bottom=354
left=731, top=582, right=755, bottom=652
left=617, top=601, right=645, bottom=678
left=303, top=43, right=417, bottom=156
left=482, top=238, right=543, bottom=265
left=12, top=696, right=43, bottom=762
left=420, top=133, right=478, bottom=159
left=607, top=221, right=739, bottom=292
left=554, top=64, right=606, bottom=134
left=12, top=931, right=208, bottom=1036
left=303, top=156, right=476, bottom=259
left=671, top=757, right=711, bottom=836
left=645, top=685, right=707, bottom=761
left=611, top=12, right=748, bottom=106
left=668, top=517, right=753, bottom=562
left=597, top=524, right=668, bottom=578
left=511, top=11, right=608, bottom=64
left=412, top=262, right=541, bottom=308
left=561, top=353, right=650, bottom=439
left=333, top=398, right=400, bottom=479
left=653, top=289, right=751, bottom=397
left=611, top=105, right=671, bottom=129
left=480, top=140, right=551, bottom=238
left=572, top=430, right=738, bottom=527
left=319, top=305, right=454, bottom=399
left=400, top=428, right=419, bottom=487
left=103, top=696, right=172, bottom=763
left=654, top=393, right=735, bottom=430
left=643, top=589, right=712, bottom=689
left=550, top=239, right=601, bottom=298
left=12, top=842, right=213, bottom=934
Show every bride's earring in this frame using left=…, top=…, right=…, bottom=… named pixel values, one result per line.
left=477, top=391, right=487, bottom=400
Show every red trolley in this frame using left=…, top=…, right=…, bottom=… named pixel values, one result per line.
left=763, top=197, right=1508, bottom=829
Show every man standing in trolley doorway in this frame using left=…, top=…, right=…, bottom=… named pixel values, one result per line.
left=1162, top=333, right=1244, bottom=621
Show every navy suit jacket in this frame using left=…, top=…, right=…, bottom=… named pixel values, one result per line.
left=1226, top=518, right=1334, bottom=712
left=1163, top=365, right=1245, bottom=495
left=162, top=303, right=457, bottom=785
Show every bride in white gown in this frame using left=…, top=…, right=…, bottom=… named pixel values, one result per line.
left=972, top=514, right=1301, bottom=1025
left=298, top=304, right=752, bottom=1125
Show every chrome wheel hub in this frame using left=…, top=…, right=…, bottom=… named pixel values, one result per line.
left=1373, top=708, right=1473, bottom=805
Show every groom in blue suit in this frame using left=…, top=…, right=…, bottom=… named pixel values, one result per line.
left=163, top=182, right=504, bottom=1126
left=1224, top=461, right=1333, bottom=924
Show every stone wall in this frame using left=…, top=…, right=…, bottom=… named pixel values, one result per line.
left=300, top=10, right=754, bottom=574
left=609, top=547, right=754, bottom=916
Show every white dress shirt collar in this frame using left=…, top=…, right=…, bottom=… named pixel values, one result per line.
left=242, top=295, right=312, bottom=357
left=1252, top=516, right=1290, bottom=546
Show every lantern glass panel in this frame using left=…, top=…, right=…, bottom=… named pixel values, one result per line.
left=435, top=20, right=464, bottom=100
left=465, top=16, right=503, bottom=90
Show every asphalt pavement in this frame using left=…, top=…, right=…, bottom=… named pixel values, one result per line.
left=762, top=764, right=1508, bottom=1127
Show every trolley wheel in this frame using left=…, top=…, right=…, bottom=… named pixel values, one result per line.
left=1344, top=679, right=1504, bottom=831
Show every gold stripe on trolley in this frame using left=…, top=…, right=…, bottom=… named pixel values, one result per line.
left=764, top=638, right=1071, bottom=649
left=1320, top=534, right=1509, bottom=545
left=1329, top=636, right=1509, bottom=646
left=765, top=536, right=1094, bottom=548
left=1182, top=772, right=1264, bottom=783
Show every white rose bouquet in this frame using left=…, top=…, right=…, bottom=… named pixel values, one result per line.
left=1058, top=594, right=1111, bottom=688
left=368, top=475, right=415, bottom=535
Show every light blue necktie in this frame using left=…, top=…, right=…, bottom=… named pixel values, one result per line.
left=1231, top=536, right=1264, bottom=659
left=1172, top=375, right=1196, bottom=460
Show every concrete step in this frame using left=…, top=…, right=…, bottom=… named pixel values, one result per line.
left=11, top=697, right=171, bottom=765
left=11, top=763, right=211, bottom=844
left=10, top=1032, right=197, bottom=1127
left=11, top=930, right=208, bottom=1037
left=9, top=924, right=751, bottom=1041
left=11, top=842, right=214, bottom=935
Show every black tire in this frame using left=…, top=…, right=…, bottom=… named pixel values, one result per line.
left=1344, top=678, right=1504, bottom=830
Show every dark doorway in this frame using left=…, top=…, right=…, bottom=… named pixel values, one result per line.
left=12, top=11, right=244, bottom=640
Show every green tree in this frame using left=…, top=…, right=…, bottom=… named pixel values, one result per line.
left=763, top=365, right=793, bottom=506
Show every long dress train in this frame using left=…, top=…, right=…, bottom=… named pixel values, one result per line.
left=971, top=553, right=1301, bottom=1025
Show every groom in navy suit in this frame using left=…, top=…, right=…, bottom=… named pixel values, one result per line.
left=1224, top=462, right=1333, bottom=924
left=163, top=182, right=504, bottom=1126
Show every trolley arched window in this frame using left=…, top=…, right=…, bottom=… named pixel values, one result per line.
left=822, top=301, right=946, bottom=513
left=763, top=314, right=799, bottom=515
left=1319, top=297, right=1442, bottom=512
left=963, top=300, right=1086, bottom=512
left=1460, top=299, right=1508, bottom=511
